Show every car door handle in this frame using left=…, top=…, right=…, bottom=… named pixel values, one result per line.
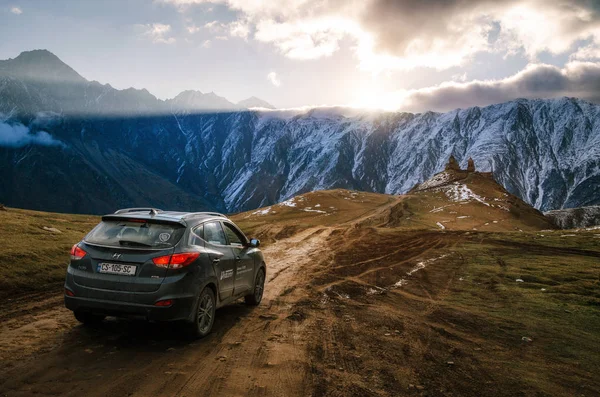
left=212, top=258, right=220, bottom=263
left=235, top=256, right=241, bottom=261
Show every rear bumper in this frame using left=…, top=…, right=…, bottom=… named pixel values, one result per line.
left=64, top=295, right=194, bottom=321
left=64, top=268, right=198, bottom=321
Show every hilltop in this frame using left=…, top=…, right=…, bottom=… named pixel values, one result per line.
left=399, top=157, right=555, bottom=231
left=236, top=157, right=556, bottom=238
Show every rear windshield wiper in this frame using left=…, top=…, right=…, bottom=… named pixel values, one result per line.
left=118, top=240, right=153, bottom=247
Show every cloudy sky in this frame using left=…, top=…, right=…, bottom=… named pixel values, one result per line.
left=2, top=0, right=600, bottom=112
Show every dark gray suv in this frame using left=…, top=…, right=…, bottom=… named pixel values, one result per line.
left=64, top=208, right=266, bottom=338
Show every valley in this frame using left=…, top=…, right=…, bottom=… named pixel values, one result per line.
left=1, top=172, right=599, bottom=396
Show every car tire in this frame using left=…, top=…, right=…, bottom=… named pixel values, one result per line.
left=245, top=268, right=265, bottom=306
left=187, top=287, right=216, bottom=338
left=74, top=311, right=105, bottom=326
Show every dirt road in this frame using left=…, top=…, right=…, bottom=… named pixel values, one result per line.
left=0, top=219, right=441, bottom=397
left=0, top=227, right=339, bottom=396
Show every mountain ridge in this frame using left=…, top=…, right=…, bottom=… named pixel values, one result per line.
left=0, top=50, right=274, bottom=113
left=0, top=50, right=599, bottom=214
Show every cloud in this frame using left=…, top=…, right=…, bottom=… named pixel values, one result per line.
left=160, top=0, right=600, bottom=73
left=10, top=6, right=22, bottom=15
left=136, top=23, right=176, bottom=44
left=267, top=71, right=281, bottom=87
left=204, top=20, right=222, bottom=31
left=186, top=24, right=200, bottom=34
left=203, top=19, right=248, bottom=40
left=229, top=20, right=249, bottom=39
left=359, top=61, right=600, bottom=113
left=570, top=43, right=600, bottom=61
left=201, top=39, right=211, bottom=48
left=0, top=122, right=65, bottom=148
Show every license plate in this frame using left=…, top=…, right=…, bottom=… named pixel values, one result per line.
left=97, top=263, right=137, bottom=276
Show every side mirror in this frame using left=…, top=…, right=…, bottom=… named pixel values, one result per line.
left=248, top=238, right=260, bottom=248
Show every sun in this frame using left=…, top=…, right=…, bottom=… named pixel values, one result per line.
left=350, top=90, right=407, bottom=112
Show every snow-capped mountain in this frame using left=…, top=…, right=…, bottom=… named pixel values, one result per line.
left=237, top=96, right=275, bottom=109
left=0, top=50, right=599, bottom=214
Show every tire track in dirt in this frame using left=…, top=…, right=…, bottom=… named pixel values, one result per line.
left=0, top=227, right=333, bottom=397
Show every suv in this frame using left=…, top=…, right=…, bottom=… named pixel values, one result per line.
left=64, top=208, right=266, bottom=338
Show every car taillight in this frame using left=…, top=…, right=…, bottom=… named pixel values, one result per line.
left=70, top=244, right=87, bottom=260
left=65, top=288, right=75, bottom=297
left=152, top=252, right=200, bottom=269
left=154, top=299, right=173, bottom=306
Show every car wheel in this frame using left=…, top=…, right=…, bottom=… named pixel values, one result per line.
left=245, top=268, right=265, bottom=306
left=188, top=287, right=216, bottom=338
left=74, top=311, right=105, bottom=326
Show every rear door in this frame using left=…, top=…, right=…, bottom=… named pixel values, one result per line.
left=222, top=221, right=255, bottom=295
left=73, top=219, right=184, bottom=294
left=201, top=221, right=236, bottom=301
left=75, top=244, right=174, bottom=293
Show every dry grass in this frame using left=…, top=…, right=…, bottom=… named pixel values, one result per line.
left=232, top=189, right=396, bottom=244
left=0, top=207, right=98, bottom=297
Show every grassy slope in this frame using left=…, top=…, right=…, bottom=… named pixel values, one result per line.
left=303, top=227, right=600, bottom=396
left=441, top=232, right=600, bottom=395
left=0, top=207, right=98, bottom=297
left=233, top=189, right=397, bottom=244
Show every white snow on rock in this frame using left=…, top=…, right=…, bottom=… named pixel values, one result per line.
left=251, top=207, right=271, bottom=216
left=278, top=198, right=297, bottom=207
left=442, top=183, right=490, bottom=206
left=393, top=279, right=408, bottom=287
left=393, top=254, right=449, bottom=288
left=436, top=222, right=446, bottom=229
left=430, top=205, right=453, bottom=213
left=416, top=171, right=452, bottom=190
left=366, top=286, right=386, bottom=295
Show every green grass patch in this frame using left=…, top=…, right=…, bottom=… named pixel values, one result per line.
left=438, top=233, right=600, bottom=395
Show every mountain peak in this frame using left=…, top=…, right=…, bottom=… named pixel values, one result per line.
left=237, top=96, right=275, bottom=109
left=167, top=89, right=239, bottom=112
left=0, top=49, right=85, bottom=83
left=15, top=49, right=60, bottom=62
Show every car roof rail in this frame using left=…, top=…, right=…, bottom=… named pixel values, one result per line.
left=114, top=207, right=163, bottom=215
left=183, top=211, right=227, bottom=219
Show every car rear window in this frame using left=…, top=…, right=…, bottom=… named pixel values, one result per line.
left=84, top=219, right=185, bottom=248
